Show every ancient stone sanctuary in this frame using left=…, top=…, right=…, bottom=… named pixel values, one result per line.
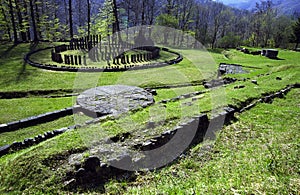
left=24, top=33, right=183, bottom=72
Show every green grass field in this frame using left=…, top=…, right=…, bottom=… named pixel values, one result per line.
left=0, top=43, right=299, bottom=194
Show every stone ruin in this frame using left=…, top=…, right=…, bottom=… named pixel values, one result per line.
left=25, top=33, right=183, bottom=72
left=218, top=63, right=248, bottom=75
left=76, top=85, right=155, bottom=117
left=237, top=47, right=279, bottom=59
left=261, top=49, right=279, bottom=59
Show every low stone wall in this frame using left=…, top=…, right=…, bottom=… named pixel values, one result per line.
left=0, top=125, right=75, bottom=157
left=0, top=106, right=79, bottom=133
left=0, top=89, right=76, bottom=99
left=203, top=77, right=237, bottom=88
left=237, top=47, right=279, bottom=59
left=262, top=49, right=279, bottom=59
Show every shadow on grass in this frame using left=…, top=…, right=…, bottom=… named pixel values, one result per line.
left=207, top=48, right=224, bottom=54
left=0, top=43, right=19, bottom=59
left=16, top=42, right=39, bottom=82
left=269, top=57, right=285, bottom=60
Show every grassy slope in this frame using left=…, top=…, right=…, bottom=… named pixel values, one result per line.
left=0, top=97, right=73, bottom=124
left=0, top=43, right=299, bottom=194
left=0, top=43, right=76, bottom=92
left=106, top=88, right=300, bottom=195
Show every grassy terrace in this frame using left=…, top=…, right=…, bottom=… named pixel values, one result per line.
left=107, top=88, right=300, bottom=194
left=0, top=43, right=299, bottom=194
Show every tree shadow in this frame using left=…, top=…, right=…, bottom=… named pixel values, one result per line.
left=16, top=42, right=39, bottom=82
left=0, top=43, right=19, bottom=58
left=207, top=48, right=224, bottom=54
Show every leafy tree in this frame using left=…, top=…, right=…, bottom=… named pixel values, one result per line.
left=252, top=0, right=276, bottom=47
left=156, top=14, right=178, bottom=28
left=273, top=16, right=292, bottom=48
left=0, top=1, right=12, bottom=41
left=218, top=33, right=241, bottom=49
left=291, top=17, right=300, bottom=49
left=90, top=0, right=119, bottom=36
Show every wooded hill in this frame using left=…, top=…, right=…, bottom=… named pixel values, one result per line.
left=0, top=0, right=300, bottom=49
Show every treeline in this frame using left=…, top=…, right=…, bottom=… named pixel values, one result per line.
left=0, top=0, right=299, bottom=49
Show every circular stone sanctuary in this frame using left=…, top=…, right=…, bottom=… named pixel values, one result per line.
left=77, top=85, right=154, bottom=117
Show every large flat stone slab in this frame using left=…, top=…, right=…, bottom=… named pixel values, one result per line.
left=77, top=85, right=154, bottom=117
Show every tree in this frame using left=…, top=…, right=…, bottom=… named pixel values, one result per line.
left=29, top=0, right=38, bottom=42
left=156, top=14, right=178, bottom=28
left=87, top=0, right=91, bottom=38
left=194, top=4, right=209, bottom=45
left=68, top=0, right=73, bottom=38
left=8, top=0, right=18, bottom=43
left=218, top=33, right=241, bottom=48
left=251, top=0, right=276, bottom=47
left=14, top=0, right=27, bottom=41
left=23, top=0, right=31, bottom=41
left=0, top=0, right=12, bottom=41
left=291, top=17, right=300, bottom=49
left=273, top=16, right=292, bottom=48
left=112, top=0, right=120, bottom=33
left=209, top=2, right=225, bottom=49
left=34, top=0, right=41, bottom=39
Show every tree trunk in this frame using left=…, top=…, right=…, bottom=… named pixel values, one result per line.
left=87, top=0, right=91, bottom=38
left=112, top=0, right=120, bottom=33
left=34, top=0, right=41, bottom=39
left=69, top=0, right=73, bottom=39
left=141, top=0, right=145, bottom=25
left=8, top=0, right=18, bottom=43
left=15, top=0, right=27, bottom=41
left=23, top=0, right=31, bottom=41
left=29, top=0, right=38, bottom=42
left=63, top=0, right=68, bottom=25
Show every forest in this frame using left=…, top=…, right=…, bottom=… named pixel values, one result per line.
left=1, top=0, right=300, bottom=49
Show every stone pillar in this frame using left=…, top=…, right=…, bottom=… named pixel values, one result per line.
left=74, top=55, right=78, bottom=65
left=121, top=55, right=126, bottom=64
left=83, top=55, right=87, bottom=66
left=78, top=55, right=82, bottom=65
left=70, top=55, right=74, bottom=65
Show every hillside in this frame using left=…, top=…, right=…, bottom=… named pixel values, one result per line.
left=218, top=0, right=300, bottom=15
